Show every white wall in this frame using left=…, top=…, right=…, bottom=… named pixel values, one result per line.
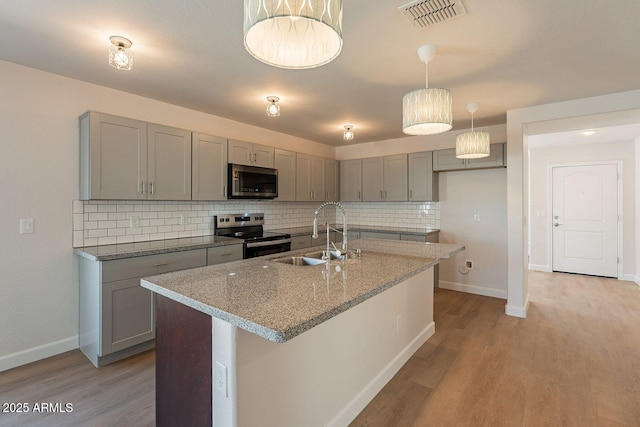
left=336, top=125, right=509, bottom=300
left=529, top=141, right=636, bottom=278
left=636, top=137, right=640, bottom=284
left=438, top=168, right=508, bottom=298
left=0, top=59, right=334, bottom=371
left=507, top=91, right=640, bottom=319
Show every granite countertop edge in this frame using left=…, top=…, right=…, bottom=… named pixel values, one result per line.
left=74, top=236, right=243, bottom=261
left=270, top=225, right=440, bottom=237
left=141, top=242, right=464, bottom=343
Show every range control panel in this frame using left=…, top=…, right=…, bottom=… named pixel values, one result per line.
left=215, top=213, right=265, bottom=229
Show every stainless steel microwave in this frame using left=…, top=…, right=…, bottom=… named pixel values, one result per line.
left=227, top=164, right=278, bottom=199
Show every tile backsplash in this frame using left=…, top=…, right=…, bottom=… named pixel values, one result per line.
left=72, top=200, right=439, bottom=248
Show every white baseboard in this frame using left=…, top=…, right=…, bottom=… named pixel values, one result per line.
left=0, top=336, right=78, bottom=373
left=620, top=274, right=640, bottom=285
left=328, top=321, right=435, bottom=427
left=529, top=264, right=552, bottom=272
left=438, top=280, right=507, bottom=300
left=505, top=293, right=530, bottom=318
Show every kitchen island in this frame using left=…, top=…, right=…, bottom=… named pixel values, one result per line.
left=142, top=239, right=464, bottom=427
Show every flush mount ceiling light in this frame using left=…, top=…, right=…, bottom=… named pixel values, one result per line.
left=343, top=125, right=354, bottom=141
left=582, top=129, right=596, bottom=136
left=455, top=102, right=490, bottom=159
left=266, top=96, right=281, bottom=117
left=244, top=0, right=343, bottom=69
left=109, top=36, right=133, bottom=71
left=402, top=44, right=452, bottom=135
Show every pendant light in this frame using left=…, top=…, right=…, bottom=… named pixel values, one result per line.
left=455, top=103, right=490, bottom=159
left=244, top=0, right=343, bottom=69
left=402, top=44, right=452, bottom=135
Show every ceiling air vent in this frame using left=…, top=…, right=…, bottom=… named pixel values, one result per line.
left=399, top=0, right=467, bottom=29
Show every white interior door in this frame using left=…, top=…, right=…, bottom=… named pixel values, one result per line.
left=552, top=164, right=619, bottom=277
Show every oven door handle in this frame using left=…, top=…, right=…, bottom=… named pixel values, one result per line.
left=246, top=238, right=291, bottom=248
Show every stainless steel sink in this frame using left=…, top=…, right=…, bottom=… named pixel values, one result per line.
left=271, top=255, right=324, bottom=266
left=271, top=249, right=356, bottom=266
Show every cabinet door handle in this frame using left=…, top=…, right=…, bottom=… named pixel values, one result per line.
left=153, top=261, right=171, bottom=267
left=309, top=191, right=312, bottom=199
left=141, top=180, right=145, bottom=195
left=150, top=182, right=154, bottom=195
left=248, top=151, right=252, bottom=162
left=253, top=153, right=257, bottom=162
left=358, top=190, right=361, bottom=200
left=326, top=192, right=329, bottom=200
left=410, top=189, right=413, bottom=199
left=223, top=186, right=227, bottom=197
left=219, top=252, right=233, bottom=257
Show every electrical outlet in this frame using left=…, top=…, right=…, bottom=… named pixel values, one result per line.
left=130, top=215, right=140, bottom=228
left=396, top=315, right=402, bottom=332
left=473, top=213, right=481, bottom=222
left=465, top=260, right=474, bottom=270
left=215, top=361, right=228, bottom=397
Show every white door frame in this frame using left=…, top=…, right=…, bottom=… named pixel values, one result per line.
left=546, top=160, right=623, bottom=278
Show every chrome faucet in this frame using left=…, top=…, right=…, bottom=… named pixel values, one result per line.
left=312, top=201, right=347, bottom=262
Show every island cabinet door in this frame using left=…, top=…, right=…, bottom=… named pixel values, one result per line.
left=155, top=294, right=212, bottom=427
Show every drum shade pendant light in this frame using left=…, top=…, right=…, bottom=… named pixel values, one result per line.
left=402, top=44, right=452, bottom=135
left=244, top=0, right=343, bottom=69
left=109, top=36, right=133, bottom=70
left=456, top=103, right=490, bottom=159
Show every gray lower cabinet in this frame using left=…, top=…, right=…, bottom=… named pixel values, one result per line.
left=207, top=244, right=243, bottom=265
left=359, top=231, right=401, bottom=240
left=79, top=249, right=207, bottom=367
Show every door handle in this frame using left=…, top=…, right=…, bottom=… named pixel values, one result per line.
left=554, top=223, right=562, bottom=227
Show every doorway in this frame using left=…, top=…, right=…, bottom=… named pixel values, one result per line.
left=551, top=163, right=620, bottom=278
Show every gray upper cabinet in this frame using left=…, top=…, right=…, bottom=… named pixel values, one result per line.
left=340, top=159, right=362, bottom=201
left=147, top=124, right=192, bottom=200
left=296, top=153, right=325, bottom=201
left=362, top=157, right=384, bottom=201
left=408, top=151, right=438, bottom=201
left=274, top=149, right=297, bottom=201
left=467, top=143, right=505, bottom=169
left=80, top=112, right=147, bottom=200
left=192, top=133, right=228, bottom=201
left=325, top=158, right=340, bottom=201
left=80, top=112, right=191, bottom=201
left=228, top=139, right=274, bottom=168
left=433, top=143, right=505, bottom=171
left=362, top=155, right=408, bottom=201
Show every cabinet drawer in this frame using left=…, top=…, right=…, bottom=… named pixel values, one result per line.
left=291, top=235, right=312, bottom=250
left=400, top=234, right=425, bottom=242
left=207, top=245, right=243, bottom=265
left=360, top=231, right=400, bottom=240
left=103, top=249, right=206, bottom=282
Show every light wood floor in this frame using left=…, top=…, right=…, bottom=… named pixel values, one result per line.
left=1, top=271, right=639, bottom=426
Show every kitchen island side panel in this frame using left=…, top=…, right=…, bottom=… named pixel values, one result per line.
left=156, top=294, right=212, bottom=427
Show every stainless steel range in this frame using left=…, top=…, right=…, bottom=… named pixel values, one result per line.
left=214, top=213, right=291, bottom=259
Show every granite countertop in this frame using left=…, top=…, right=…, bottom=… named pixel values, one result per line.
left=74, top=235, right=243, bottom=261
left=141, top=239, right=464, bottom=343
left=270, top=224, right=440, bottom=237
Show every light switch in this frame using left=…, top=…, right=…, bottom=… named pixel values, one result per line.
left=473, top=213, right=480, bottom=222
left=20, top=218, right=34, bottom=234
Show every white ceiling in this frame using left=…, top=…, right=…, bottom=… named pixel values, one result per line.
left=1, top=0, right=639, bottom=146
